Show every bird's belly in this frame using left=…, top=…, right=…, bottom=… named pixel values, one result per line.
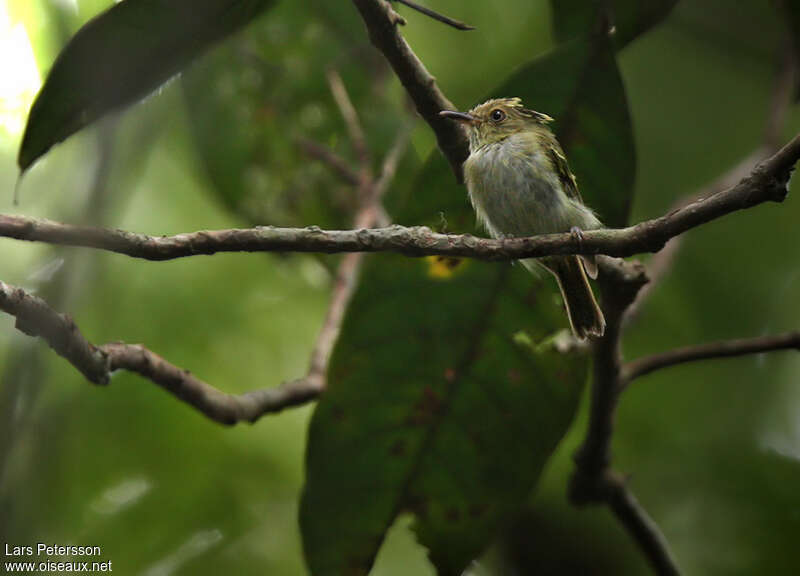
left=466, top=148, right=571, bottom=238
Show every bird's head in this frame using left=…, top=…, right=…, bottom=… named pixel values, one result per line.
left=440, top=97, right=553, bottom=151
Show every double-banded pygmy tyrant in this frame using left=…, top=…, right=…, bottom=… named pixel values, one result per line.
left=440, top=98, right=605, bottom=339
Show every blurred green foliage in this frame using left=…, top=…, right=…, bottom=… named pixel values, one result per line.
left=1, top=0, right=799, bottom=575
left=18, top=0, right=275, bottom=172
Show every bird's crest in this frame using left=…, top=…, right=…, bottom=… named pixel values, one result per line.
left=469, top=97, right=554, bottom=125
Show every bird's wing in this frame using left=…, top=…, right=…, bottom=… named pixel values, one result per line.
left=545, top=136, right=599, bottom=278
left=546, top=139, right=583, bottom=204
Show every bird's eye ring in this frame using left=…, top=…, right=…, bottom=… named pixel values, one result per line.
left=490, top=109, right=506, bottom=122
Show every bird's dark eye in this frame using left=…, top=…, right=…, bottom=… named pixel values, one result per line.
left=490, top=109, right=506, bottom=122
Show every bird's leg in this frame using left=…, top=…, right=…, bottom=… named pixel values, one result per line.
left=501, top=233, right=517, bottom=266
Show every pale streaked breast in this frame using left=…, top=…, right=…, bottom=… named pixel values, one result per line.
left=464, top=135, right=574, bottom=238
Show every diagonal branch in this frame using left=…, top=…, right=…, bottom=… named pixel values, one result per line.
left=104, top=343, right=322, bottom=424
left=308, top=122, right=411, bottom=377
left=0, top=281, right=109, bottom=385
left=0, top=131, right=797, bottom=263
left=605, top=472, right=681, bottom=576
left=620, top=331, right=800, bottom=385
left=294, top=137, right=361, bottom=187
left=0, top=280, right=321, bottom=425
left=327, top=69, right=370, bottom=173
left=351, top=0, right=470, bottom=181
left=390, top=0, right=474, bottom=31
left=0, top=105, right=413, bottom=427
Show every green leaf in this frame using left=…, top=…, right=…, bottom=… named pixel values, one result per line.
left=301, top=37, right=635, bottom=575
left=552, top=0, right=678, bottom=49
left=18, top=0, right=274, bottom=173
left=301, top=255, right=587, bottom=576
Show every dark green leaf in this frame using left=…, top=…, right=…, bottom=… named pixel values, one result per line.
left=301, top=37, right=636, bottom=575
left=301, top=254, right=587, bottom=576
left=18, top=0, right=274, bottom=173
left=552, top=0, right=678, bottom=49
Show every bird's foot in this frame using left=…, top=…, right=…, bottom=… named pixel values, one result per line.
left=569, top=226, right=585, bottom=245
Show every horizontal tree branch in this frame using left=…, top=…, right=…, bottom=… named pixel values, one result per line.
left=0, top=86, right=412, bottom=428
left=0, top=280, right=321, bottom=425
left=0, top=132, right=797, bottom=263
left=620, top=331, right=800, bottom=385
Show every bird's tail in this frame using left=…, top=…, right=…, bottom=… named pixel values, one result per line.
left=547, top=256, right=605, bottom=339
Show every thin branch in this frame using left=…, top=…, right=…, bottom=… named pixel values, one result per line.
left=327, top=69, right=370, bottom=172
left=0, top=124, right=413, bottom=426
left=391, top=0, right=474, bottom=31
left=374, top=121, right=413, bottom=196
left=294, top=137, right=361, bottom=187
left=307, top=123, right=411, bottom=386
left=764, top=37, right=796, bottom=152
left=605, top=473, right=681, bottom=576
left=307, top=252, right=362, bottom=385
left=351, top=0, right=470, bottom=181
left=0, top=280, right=109, bottom=385
left=0, top=132, right=796, bottom=262
left=0, top=280, right=321, bottom=425
left=620, top=331, right=800, bottom=385
left=102, top=343, right=321, bottom=424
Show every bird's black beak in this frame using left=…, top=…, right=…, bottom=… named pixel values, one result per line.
left=439, top=110, right=477, bottom=124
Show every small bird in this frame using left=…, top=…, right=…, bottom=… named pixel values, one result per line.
left=440, top=97, right=605, bottom=339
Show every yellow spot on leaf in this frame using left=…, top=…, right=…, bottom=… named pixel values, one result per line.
left=425, top=255, right=467, bottom=280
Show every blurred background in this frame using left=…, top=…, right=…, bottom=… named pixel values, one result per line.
left=0, top=0, right=799, bottom=574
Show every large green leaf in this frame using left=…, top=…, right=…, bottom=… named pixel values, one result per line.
left=552, top=0, right=679, bottom=49
left=18, top=0, right=274, bottom=173
left=301, top=251, right=587, bottom=576
left=300, top=35, right=635, bottom=576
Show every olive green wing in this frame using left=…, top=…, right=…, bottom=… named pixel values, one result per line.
left=546, top=137, right=583, bottom=204
left=545, top=135, right=599, bottom=278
